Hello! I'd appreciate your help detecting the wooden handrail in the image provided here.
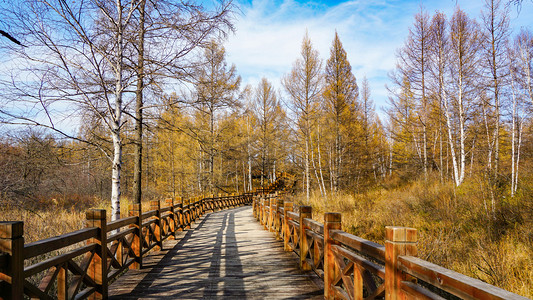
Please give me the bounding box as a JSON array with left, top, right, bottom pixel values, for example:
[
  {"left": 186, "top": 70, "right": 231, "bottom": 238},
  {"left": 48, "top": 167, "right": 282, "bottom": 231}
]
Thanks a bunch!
[
  {"left": 398, "top": 256, "right": 528, "bottom": 300},
  {"left": 24, "top": 227, "right": 98, "bottom": 259},
  {"left": 107, "top": 215, "right": 137, "bottom": 232},
  {"left": 252, "top": 195, "right": 528, "bottom": 300},
  {"left": 0, "top": 192, "right": 255, "bottom": 299}
]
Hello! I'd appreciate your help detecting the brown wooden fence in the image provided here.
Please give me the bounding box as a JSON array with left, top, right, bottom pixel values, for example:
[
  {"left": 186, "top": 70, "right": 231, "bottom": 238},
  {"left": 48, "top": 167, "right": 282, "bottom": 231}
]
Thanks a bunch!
[
  {"left": 0, "top": 193, "right": 254, "bottom": 299},
  {"left": 253, "top": 194, "right": 528, "bottom": 300}
]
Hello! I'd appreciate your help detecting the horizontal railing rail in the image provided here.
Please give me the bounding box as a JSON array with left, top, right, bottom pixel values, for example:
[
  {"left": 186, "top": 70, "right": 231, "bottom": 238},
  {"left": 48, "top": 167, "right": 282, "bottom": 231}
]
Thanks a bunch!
[
  {"left": 0, "top": 192, "right": 255, "bottom": 299},
  {"left": 252, "top": 195, "right": 528, "bottom": 300}
]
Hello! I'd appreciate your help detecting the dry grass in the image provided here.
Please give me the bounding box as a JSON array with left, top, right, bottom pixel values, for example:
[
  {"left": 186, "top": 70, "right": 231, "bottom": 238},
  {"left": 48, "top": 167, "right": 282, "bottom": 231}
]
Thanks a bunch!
[
  {"left": 289, "top": 178, "right": 532, "bottom": 298},
  {"left": 0, "top": 195, "right": 157, "bottom": 243},
  {"left": 2, "top": 183, "right": 530, "bottom": 298}
]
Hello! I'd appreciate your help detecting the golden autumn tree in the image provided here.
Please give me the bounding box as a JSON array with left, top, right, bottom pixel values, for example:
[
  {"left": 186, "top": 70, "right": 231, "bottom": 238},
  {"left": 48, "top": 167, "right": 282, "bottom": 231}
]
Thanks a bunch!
[
  {"left": 282, "top": 31, "right": 322, "bottom": 203},
  {"left": 252, "top": 78, "right": 287, "bottom": 188},
  {"left": 323, "top": 32, "right": 359, "bottom": 193},
  {"left": 191, "top": 40, "right": 241, "bottom": 194}
]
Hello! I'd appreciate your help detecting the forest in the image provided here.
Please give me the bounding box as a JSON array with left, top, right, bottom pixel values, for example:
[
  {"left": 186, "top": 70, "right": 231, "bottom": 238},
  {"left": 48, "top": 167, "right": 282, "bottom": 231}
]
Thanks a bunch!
[{"left": 0, "top": 0, "right": 531, "bottom": 297}]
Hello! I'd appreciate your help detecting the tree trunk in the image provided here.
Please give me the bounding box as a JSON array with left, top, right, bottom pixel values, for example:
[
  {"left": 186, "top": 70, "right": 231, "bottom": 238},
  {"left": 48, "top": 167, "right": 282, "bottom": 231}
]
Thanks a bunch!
[
  {"left": 111, "top": 0, "right": 125, "bottom": 222},
  {"left": 133, "top": 0, "right": 145, "bottom": 205}
]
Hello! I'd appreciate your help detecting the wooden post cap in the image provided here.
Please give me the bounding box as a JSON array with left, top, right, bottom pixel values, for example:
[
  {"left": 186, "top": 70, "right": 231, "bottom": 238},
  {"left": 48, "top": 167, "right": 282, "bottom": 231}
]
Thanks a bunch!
[
  {"left": 324, "top": 212, "right": 341, "bottom": 223},
  {"left": 385, "top": 226, "right": 417, "bottom": 242},
  {"left": 86, "top": 209, "right": 106, "bottom": 220},
  {"left": 0, "top": 221, "right": 23, "bottom": 238},
  {"left": 284, "top": 202, "right": 293, "bottom": 209}
]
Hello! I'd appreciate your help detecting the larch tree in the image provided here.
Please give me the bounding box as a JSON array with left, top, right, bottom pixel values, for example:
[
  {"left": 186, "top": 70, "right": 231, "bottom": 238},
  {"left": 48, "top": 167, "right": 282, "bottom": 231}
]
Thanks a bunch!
[
  {"left": 130, "top": 0, "right": 236, "bottom": 204},
  {"left": 395, "top": 8, "right": 433, "bottom": 179},
  {"left": 323, "top": 32, "right": 359, "bottom": 193},
  {"left": 360, "top": 76, "right": 380, "bottom": 185},
  {"left": 253, "top": 78, "right": 281, "bottom": 188},
  {"left": 191, "top": 40, "right": 241, "bottom": 194},
  {"left": 282, "top": 31, "right": 323, "bottom": 203}
]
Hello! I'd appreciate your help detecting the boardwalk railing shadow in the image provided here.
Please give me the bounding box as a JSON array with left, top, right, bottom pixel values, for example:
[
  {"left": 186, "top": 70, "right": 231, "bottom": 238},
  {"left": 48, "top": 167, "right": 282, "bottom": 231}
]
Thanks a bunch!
[
  {"left": 108, "top": 205, "right": 323, "bottom": 299},
  {"left": 0, "top": 191, "right": 259, "bottom": 299}
]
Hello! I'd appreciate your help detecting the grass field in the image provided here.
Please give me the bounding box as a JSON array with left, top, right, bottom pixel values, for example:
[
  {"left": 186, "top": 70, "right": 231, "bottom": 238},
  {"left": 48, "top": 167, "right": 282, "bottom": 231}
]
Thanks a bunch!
[
  {"left": 288, "top": 177, "right": 532, "bottom": 298},
  {"left": 2, "top": 178, "right": 531, "bottom": 298}
]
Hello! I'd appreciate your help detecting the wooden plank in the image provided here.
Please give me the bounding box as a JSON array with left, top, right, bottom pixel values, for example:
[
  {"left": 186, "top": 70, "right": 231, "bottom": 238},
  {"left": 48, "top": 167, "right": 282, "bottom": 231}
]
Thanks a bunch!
[
  {"left": 106, "top": 227, "right": 135, "bottom": 243},
  {"left": 400, "top": 281, "right": 446, "bottom": 300},
  {"left": 331, "top": 244, "right": 385, "bottom": 279},
  {"left": 331, "top": 230, "right": 385, "bottom": 261},
  {"left": 109, "top": 206, "right": 323, "bottom": 299},
  {"left": 287, "top": 211, "right": 299, "bottom": 220},
  {"left": 25, "top": 245, "right": 95, "bottom": 278},
  {"left": 399, "top": 256, "right": 529, "bottom": 300},
  {"left": 303, "top": 218, "right": 324, "bottom": 235},
  {"left": 107, "top": 216, "right": 137, "bottom": 232},
  {"left": 24, "top": 228, "right": 98, "bottom": 259},
  {"left": 142, "top": 210, "right": 157, "bottom": 219}
]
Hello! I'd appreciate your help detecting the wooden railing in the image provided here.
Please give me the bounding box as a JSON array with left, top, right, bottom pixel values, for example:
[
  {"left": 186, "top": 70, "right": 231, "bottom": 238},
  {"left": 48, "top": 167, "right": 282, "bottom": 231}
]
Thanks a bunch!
[
  {"left": 253, "top": 195, "right": 528, "bottom": 300},
  {"left": 0, "top": 192, "right": 254, "bottom": 299}
]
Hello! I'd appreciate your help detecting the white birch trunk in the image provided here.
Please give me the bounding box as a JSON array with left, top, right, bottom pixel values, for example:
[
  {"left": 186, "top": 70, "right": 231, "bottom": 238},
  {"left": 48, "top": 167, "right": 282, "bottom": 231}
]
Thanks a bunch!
[{"left": 110, "top": 0, "right": 125, "bottom": 223}]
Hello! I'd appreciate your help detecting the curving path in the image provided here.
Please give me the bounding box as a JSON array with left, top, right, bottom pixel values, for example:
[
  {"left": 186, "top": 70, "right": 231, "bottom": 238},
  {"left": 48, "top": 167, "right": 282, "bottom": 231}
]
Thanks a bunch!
[{"left": 109, "top": 206, "right": 323, "bottom": 299}]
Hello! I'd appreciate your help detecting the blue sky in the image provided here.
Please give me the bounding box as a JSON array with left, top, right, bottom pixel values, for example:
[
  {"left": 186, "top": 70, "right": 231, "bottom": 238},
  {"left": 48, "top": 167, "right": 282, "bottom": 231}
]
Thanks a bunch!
[{"left": 225, "top": 0, "right": 533, "bottom": 119}]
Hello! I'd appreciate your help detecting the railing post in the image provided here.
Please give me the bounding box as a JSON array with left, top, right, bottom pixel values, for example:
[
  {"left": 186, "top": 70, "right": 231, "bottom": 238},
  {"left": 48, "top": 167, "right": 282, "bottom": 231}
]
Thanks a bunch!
[
  {"left": 283, "top": 202, "right": 293, "bottom": 251},
  {"left": 259, "top": 197, "right": 264, "bottom": 225},
  {"left": 176, "top": 200, "right": 183, "bottom": 232},
  {"left": 252, "top": 196, "right": 257, "bottom": 218},
  {"left": 269, "top": 197, "right": 276, "bottom": 232},
  {"left": 165, "top": 198, "right": 176, "bottom": 239},
  {"left": 150, "top": 200, "right": 162, "bottom": 251},
  {"left": 0, "top": 221, "right": 24, "bottom": 300},
  {"left": 263, "top": 197, "right": 268, "bottom": 229},
  {"left": 385, "top": 226, "right": 417, "bottom": 300},
  {"left": 86, "top": 209, "right": 108, "bottom": 299},
  {"left": 275, "top": 198, "right": 284, "bottom": 239},
  {"left": 324, "top": 212, "right": 341, "bottom": 299},
  {"left": 299, "top": 206, "right": 312, "bottom": 270},
  {"left": 128, "top": 204, "right": 142, "bottom": 269}
]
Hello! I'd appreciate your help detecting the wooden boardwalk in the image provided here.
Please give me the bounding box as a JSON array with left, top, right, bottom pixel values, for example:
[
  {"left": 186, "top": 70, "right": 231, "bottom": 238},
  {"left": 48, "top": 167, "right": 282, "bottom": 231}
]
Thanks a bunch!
[{"left": 109, "top": 206, "right": 323, "bottom": 299}]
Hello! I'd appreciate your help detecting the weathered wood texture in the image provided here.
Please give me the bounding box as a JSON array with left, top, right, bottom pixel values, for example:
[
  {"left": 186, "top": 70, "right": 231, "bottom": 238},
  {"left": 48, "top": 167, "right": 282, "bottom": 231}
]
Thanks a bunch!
[
  {"left": 253, "top": 196, "right": 529, "bottom": 300},
  {"left": 108, "top": 206, "right": 323, "bottom": 299}
]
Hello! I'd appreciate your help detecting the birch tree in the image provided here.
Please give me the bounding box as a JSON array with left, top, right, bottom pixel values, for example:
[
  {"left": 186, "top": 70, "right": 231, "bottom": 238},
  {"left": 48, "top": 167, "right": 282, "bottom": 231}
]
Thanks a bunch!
[
  {"left": 481, "top": 0, "right": 511, "bottom": 180},
  {"left": 509, "top": 29, "right": 532, "bottom": 195},
  {"left": 395, "top": 8, "right": 433, "bottom": 179},
  {"left": 0, "top": 0, "right": 143, "bottom": 222},
  {"left": 130, "top": 0, "right": 235, "bottom": 204},
  {"left": 446, "top": 8, "right": 482, "bottom": 186}
]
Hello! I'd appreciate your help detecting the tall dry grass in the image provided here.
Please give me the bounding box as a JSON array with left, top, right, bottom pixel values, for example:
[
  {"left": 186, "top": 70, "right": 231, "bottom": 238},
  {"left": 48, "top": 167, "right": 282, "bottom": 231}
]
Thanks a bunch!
[
  {"left": 0, "top": 195, "right": 156, "bottom": 243},
  {"left": 289, "top": 177, "right": 532, "bottom": 298}
]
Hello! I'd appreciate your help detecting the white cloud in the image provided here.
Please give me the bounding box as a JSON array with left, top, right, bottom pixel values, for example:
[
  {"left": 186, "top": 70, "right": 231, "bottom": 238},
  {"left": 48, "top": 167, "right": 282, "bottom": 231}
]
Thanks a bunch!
[{"left": 226, "top": 0, "right": 533, "bottom": 118}]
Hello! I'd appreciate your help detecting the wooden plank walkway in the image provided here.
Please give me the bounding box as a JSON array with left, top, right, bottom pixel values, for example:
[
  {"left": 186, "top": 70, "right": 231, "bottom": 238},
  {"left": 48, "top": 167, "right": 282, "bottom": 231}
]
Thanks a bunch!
[{"left": 109, "top": 206, "right": 323, "bottom": 299}]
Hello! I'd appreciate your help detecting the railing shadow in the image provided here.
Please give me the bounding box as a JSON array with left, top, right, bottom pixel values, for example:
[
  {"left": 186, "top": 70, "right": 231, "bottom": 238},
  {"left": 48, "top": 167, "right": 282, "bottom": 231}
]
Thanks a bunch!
[{"left": 109, "top": 207, "right": 249, "bottom": 299}]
